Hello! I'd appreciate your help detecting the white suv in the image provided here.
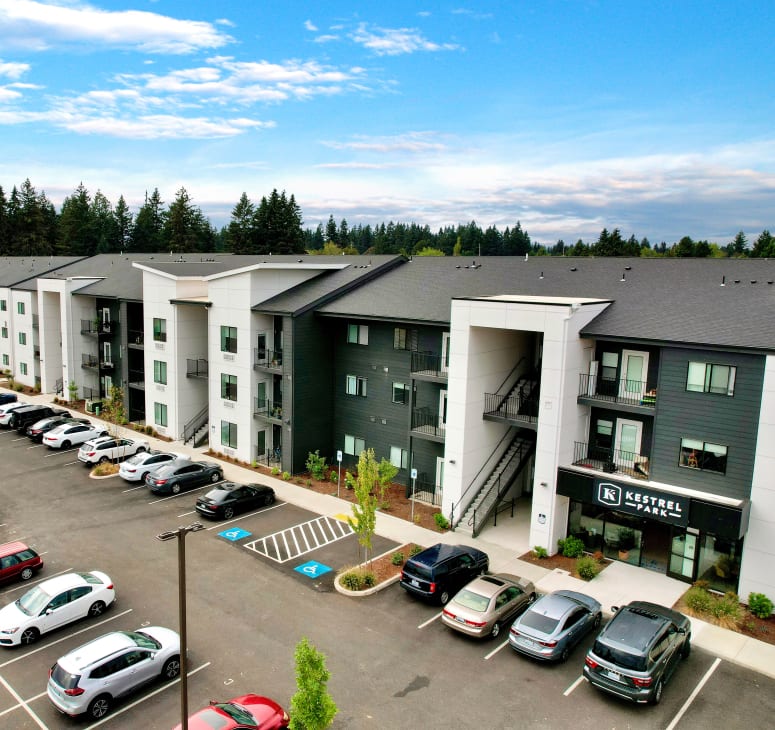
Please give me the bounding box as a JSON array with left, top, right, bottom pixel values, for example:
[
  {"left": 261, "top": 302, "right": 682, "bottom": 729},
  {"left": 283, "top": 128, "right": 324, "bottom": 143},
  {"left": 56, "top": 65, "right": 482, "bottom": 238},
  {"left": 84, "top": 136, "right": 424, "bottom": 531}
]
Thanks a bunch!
[
  {"left": 47, "top": 626, "right": 180, "bottom": 719},
  {"left": 77, "top": 436, "right": 150, "bottom": 465}
]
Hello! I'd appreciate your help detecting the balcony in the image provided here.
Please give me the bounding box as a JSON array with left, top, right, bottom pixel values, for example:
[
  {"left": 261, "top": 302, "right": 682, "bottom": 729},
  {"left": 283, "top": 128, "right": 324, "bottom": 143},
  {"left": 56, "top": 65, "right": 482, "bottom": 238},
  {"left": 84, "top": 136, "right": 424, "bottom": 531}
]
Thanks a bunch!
[
  {"left": 128, "top": 330, "right": 144, "bottom": 347},
  {"left": 98, "top": 321, "right": 114, "bottom": 336},
  {"left": 483, "top": 389, "right": 539, "bottom": 428},
  {"left": 253, "top": 397, "right": 284, "bottom": 422},
  {"left": 186, "top": 358, "right": 208, "bottom": 378},
  {"left": 411, "top": 407, "right": 445, "bottom": 443},
  {"left": 128, "top": 369, "right": 145, "bottom": 390},
  {"left": 253, "top": 348, "right": 283, "bottom": 372},
  {"left": 571, "top": 441, "right": 650, "bottom": 481},
  {"left": 81, "top": 353, "right": 99, "bottom": 370},
  {"left": 32, "top": 314, "right": 39, "bottom": 329},
  {"left": 410, "top": 351, "right": 447, "bottom": 382},
  {"left": 578, "top": 374, "right": 657, "bottom": 413},
  {"left": 80, "top": 319, "right": 99, "bottom": 336}
]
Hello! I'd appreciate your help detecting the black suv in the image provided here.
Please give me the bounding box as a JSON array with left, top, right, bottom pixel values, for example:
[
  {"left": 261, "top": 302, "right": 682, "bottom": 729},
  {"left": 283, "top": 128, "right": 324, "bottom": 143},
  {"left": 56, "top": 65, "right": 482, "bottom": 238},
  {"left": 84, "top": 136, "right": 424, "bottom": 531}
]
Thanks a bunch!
[
  {"left": 10, "top": 405, "right": 69, "bottom": 432},
  {"left": 400, "top": 543, "right": 489, "bottom": 605},
  {"left": 583, "top": 601, "right": 691, "bottom": 705}
]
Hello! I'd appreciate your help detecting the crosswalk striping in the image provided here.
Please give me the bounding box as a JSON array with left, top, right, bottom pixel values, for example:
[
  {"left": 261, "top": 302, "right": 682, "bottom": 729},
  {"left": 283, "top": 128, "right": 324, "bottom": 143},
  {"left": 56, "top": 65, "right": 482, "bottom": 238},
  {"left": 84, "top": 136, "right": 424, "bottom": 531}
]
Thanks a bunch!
[{"left": 243, "top": 515, "right": 354, "bottom": 563}]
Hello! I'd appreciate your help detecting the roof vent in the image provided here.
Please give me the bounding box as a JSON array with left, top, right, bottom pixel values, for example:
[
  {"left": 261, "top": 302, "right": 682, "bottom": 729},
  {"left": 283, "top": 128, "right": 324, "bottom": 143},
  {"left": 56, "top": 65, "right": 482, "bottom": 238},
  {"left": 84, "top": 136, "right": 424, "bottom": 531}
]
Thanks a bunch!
[
  {"left": 734, "top": 279, "right": 740, "bottom": 284},
  {"left": 620, "top": 271, "right": 626, "bottom": 282},
  {"left": 751, "top": 280, "right": 757, "bottom": 284},
  {"left": 570, "top": 267, "right": 577, "bottom": 272},
  {"left": 525, "top": 253, "right": 529, "bottom": 261},
  {"left": 625, "top": 265, "right": 632, "bottom": 270},
  {"left": 539, "top": 271, "right": 544, "bottom": 279},
  {"left": 720, "top": 275, "right": 726, "bottom": 286}
]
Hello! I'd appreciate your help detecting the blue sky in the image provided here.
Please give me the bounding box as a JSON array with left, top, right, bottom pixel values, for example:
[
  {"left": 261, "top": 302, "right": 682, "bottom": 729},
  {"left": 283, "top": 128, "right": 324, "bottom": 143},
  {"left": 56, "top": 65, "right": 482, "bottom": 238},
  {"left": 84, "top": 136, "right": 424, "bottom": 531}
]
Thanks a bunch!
[{"left": 1, "top": 1, "right": 773, "bottom": 245}]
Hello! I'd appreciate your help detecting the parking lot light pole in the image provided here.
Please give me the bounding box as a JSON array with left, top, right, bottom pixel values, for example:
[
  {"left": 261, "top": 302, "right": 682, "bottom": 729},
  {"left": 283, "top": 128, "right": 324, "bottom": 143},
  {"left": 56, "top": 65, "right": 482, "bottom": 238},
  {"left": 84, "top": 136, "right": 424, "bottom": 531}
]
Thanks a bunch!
[{"left": 156, "top": 522, "right": 203, "bottom": 730}]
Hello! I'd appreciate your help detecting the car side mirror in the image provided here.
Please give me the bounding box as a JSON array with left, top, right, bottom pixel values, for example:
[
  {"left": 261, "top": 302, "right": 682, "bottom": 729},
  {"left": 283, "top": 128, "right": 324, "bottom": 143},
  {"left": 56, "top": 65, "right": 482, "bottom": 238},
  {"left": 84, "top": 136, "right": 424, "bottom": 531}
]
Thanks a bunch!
[
  {"left": 677, "top": 627, "right": 686, "bottom": 634},
  {"left": 611, "top": 605, "right": 619, "bottom": 613}
]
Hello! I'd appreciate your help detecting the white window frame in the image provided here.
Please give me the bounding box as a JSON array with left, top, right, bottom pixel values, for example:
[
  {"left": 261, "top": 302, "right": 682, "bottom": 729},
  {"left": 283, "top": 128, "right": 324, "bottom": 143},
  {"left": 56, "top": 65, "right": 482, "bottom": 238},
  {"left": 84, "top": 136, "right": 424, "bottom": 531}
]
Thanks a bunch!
[
  {"left": 345, "top": 374, "right": 367, "bottom": 397},
  {"left": 389, "top": 446, "right": 408, "bottom": 470},
  {"left": 344, "top": 434, "right": 365, "bottom": 456}
]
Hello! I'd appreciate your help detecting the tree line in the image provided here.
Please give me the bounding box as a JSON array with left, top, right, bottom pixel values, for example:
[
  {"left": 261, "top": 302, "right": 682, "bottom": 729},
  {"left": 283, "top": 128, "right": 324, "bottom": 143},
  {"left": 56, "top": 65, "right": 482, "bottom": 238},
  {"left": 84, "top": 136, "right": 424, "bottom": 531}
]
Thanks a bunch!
[{"left": 0, "top": 178, "right": 772, "bottom": 259}]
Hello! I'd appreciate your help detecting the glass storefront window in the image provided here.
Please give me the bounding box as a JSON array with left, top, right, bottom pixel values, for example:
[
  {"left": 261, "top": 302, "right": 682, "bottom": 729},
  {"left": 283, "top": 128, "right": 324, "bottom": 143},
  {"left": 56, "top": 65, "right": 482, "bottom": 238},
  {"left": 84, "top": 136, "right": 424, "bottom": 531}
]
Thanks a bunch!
[{"left": 696, "top": 535, "right": 741, "bottom": 594}]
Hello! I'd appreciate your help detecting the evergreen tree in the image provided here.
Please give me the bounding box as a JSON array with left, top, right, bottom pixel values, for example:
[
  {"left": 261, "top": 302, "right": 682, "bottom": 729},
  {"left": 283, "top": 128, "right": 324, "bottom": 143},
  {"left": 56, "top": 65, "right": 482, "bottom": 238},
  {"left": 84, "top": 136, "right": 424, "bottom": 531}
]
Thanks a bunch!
[
  {"left": 91, "top": 190, "right": 119, "bottom": 253},
  {"left": 751, "top": 230, "right": 774, "bottom": 257},
  {"left": 325, "top": 214, "right": 338, "bottom": 244},
  {"left": 726, "top": 231, "right": 748, "bottom": 257},
  {"left": 0, "top": 186, "right": 9, "bottom": 255},
  {"left": 225, "top": 192, "right": 256, "bottom": 254},
  {"left": 131, "top": 189, "right": 164, "bottom": 252},
  {"left": 58, "top": 182, "right": 95, "bottom": 255},
  {"left": 674, "top": 236, "right": 695, "bottom": 257},
  {"left": 113, "top": 196, "right": 133, "bottom": 252}
]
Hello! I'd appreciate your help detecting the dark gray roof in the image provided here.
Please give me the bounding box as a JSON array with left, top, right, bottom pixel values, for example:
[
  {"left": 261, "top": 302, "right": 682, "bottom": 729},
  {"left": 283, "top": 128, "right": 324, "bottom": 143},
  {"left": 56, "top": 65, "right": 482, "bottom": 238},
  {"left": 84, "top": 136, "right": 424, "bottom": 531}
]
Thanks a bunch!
[
  {"left": 318, "top": 257, "right": 775, "bottom": 352},
  {"left": 0, "top": 256, "right": 85, "bottom": 288},
  {"left": 252, "top": 255, "right": 404, "bottom": 315}
]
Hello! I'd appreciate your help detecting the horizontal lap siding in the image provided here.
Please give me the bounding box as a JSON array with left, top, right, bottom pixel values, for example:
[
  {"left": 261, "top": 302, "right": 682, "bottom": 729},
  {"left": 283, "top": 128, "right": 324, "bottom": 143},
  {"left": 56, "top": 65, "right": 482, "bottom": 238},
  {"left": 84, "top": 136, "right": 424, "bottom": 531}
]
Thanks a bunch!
[{"left": 651, "top": 348, "right": 765, "bottom": 501}]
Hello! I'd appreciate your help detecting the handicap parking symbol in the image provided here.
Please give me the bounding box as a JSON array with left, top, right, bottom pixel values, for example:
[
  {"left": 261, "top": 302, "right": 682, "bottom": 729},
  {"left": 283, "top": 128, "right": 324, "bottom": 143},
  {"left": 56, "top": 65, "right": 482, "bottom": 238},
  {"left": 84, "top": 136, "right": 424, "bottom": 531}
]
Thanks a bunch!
[
  {"left": 294, "top": 560, "right": 332, "bottom": 579},
  {"left": 219, "top": 527, "right": 252, "bottom": 542}
]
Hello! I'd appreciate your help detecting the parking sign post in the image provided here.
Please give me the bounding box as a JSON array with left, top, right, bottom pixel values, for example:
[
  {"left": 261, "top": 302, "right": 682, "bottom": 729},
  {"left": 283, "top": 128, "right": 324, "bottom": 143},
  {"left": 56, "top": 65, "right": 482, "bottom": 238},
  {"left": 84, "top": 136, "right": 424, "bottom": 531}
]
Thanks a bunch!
[
  {"left": 337, "top": 450, "right": 343, "bottom": 498},
  {"left": 410, "top": 468, "right": 418, "bottom": 522}
]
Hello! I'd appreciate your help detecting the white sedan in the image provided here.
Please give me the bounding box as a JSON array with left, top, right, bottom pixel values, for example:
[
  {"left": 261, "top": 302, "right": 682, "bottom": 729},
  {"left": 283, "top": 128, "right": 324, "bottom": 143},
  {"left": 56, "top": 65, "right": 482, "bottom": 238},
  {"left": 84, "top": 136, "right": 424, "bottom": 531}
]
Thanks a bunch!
[
  {"left": 0, "top": 402, "right": 29, "bottom": 427},
  {"left": 77, "top": 436, "right": 150, "bottom": 465},
  {"left": 43, "top": 422, "right": 107, "bottom": 449},
  {"left": 118, "top": 451, "right": 182, "bottom": 482},
  {"left": 0, "top": 571, "right": 115, "bottom": 646}
]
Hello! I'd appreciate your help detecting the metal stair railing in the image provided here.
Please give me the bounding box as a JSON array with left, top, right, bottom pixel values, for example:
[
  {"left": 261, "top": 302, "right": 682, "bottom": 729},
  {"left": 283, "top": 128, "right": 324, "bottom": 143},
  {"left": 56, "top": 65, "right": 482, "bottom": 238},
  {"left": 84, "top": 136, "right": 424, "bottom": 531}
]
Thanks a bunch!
[{"left": 182, "top": 406, "right": 208, "bottom": 444}]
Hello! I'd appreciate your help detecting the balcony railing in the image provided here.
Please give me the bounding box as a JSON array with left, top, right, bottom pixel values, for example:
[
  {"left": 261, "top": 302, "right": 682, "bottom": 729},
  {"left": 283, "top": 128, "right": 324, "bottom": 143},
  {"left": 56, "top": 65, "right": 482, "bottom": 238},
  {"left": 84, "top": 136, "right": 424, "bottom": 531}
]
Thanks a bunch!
[
  {"left": 254, "top": 397, "right": 284, "bottom": 420},
  {"left": 100, "top": 360, "right": 114, "bottom": 370},
  {"left": 82, "top": 385, "right": 98, "bottom": 400},
  {"left": 80, "top": 319, "right": 99, "bottom": 336},
  {"left": 98, "top": 321, "right": 113, "bottom": 335},
  {"left": 410, "top": 351, "right": 447, "bottom": 379},
  {"left": 128, "top": 330, "right": 144, "bottom": 346},
  {"left": 253, "top": 348, "right": 283, "bottom": 370},
  {"left": 572, "top": 441, "right": 650, "bottom": 480},
  {"left": 81, "top": 353, "right": 99, "bottom": 369},
  {"left": 32, "top": 314, "right": 39, "bottom": 329},
  {"left": 483, "top": 389, "right": 539, "bottom": 424},
  {"left": 411, "top": 407, "right": 445, "bottom": 439},
  {"left": 578, "top": 374, "right": 656, "bottom": 408},
  {"left": 186, "top": 358, "right": 208, "bottom": 378}
]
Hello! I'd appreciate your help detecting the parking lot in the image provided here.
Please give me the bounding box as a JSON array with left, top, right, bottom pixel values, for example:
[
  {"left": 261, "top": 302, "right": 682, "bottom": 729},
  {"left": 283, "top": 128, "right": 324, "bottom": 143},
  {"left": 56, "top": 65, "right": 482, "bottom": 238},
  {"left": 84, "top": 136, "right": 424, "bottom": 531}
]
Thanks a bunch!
[{"left": 0, "top": 423, "right": 774, "bottom": 728}]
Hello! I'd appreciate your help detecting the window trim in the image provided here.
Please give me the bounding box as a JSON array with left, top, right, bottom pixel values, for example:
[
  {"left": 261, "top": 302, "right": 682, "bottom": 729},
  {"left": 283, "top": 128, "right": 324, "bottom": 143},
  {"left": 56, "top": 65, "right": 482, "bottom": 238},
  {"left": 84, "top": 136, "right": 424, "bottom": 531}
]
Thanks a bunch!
[
  {"left": 153, "top": 402, "right": 168, "bottom": 427},
  {"left": 153, "top": 360, "right": 167, "bottom": 385},
  {"left": 347, "top": 323, "right": 369, "bottom": 345},
  {"left": 679, "top": 438, "right": 728, "bottom": 474},
  {"left": 221, "top": 373, "right": 238, "bottom": 401},
  {"left": 345, "top": 374, "right": 367, "bottom": 397},
  {"left": 686, "top": 361, "right": 736, "bottom": 396},
  {"left": 344, "top": 433, "right": 365, "bottom": 456},
  {"left": 153, "top": 318, "right": 167, "bottom": 343},
  {"left": 389, "top": 446, "right": 408, "bottom": 470},
  {"left": 392, "top": 382, "right": 409, "bottom": 404},
  {"left": 221, "top": 420, "right": 238, "bottom": 449},
  {"left": 18, "top": 332, "right": 26, "bottom": 346},
  {"left": 220, "top": 325, "right": 238, "bottom": 354}
]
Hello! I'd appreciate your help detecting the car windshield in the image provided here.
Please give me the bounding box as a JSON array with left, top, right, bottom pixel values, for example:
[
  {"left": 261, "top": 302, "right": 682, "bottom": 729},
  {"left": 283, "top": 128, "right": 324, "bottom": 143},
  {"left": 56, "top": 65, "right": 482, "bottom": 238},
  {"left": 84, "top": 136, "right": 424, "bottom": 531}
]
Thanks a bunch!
[
  {"left": 520, "top": 610, "right": 560, "bottom": 634},
  {"left": 123, "top": 631, "right": 162, "bottom": 650},
  {"left": 214, "top": 702, "right": 257, "bottom": 724},
  {"left": 16, "top": 585, "right": 52, "bottom": 616},
  {"left": 453, "top": 588, "right": 490, "bottom": 613},
  {"left": 592, "top": 639, "right": 647, "bottom": 671}
]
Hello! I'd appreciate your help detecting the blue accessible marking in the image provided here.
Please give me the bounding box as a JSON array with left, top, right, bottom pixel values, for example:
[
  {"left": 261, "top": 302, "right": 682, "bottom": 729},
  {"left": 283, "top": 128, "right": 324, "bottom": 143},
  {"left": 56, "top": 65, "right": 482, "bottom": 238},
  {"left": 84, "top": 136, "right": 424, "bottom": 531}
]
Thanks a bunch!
[
  {"left": 219, "top": 528, "right": 252, "bottom": 542},
  {"left": 294, "top": 560, "right": 332, "bottom": 579}
]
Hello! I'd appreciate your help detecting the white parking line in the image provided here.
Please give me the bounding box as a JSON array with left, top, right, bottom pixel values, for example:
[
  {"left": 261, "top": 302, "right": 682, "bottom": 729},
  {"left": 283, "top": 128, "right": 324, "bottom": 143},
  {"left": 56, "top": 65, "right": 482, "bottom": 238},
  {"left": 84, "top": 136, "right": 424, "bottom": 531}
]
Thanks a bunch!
[
  {"left": 147, "top": 484, "right": 213, "bottom": 504},
  {"left": 484, "top": 639, "right": 510, "bottom": 661},
  {"left": 417, "top": 612, "right": 442, "bottom": 629},
  {"left": 243, "top": 515, "right": 354, "bottom": 563},
  {"left": 26, "top": 443, "right": 45, "bottom": 449},
  {"left": 563, "top": 675, "right": 585, "bottom": 696},
  {"left": 201, "top": 501, "right": 286, "bottom": 529},
  {"left": 10, "top": 436, "right": 27, "bottom": 442},
  {"left": 0, "top": 608, "right": 133, "bottom": 669},
  {"left": 86, "top": 661, "right": 211, "bottom": 729},
  {"left": 121, "top": 483, "right": 147, "bottom": 493},
  {"left": 0, "top": 673, "right": 47, "bottom": 729},
  {"left": 665, "top": 657, "right": 721, "bottom": 730}
]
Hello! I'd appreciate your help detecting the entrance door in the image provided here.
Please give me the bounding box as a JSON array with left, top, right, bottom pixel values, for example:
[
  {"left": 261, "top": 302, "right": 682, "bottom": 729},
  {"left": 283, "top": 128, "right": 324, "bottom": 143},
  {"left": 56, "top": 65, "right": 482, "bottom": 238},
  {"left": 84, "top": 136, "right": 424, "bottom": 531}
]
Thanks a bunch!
[
  {"left": 256, "top": 429, "right": 266, "bottom": 461},
  {"left": 620, "top": 350, "right": 648, "bottom": 401},
  {"left": 256, "top": 381, "right": 267, "bottom": 412},
  {"left": 668, "top": 529, "right": 697, "bottom": 582},
  {"left": 257, "top": 333, "right": 267, "bottom": 363},
  {"left": 614, "top": 419, "right": 642, "bottom": 469},
  {"left": 435, "top": 457, "right": 445, "bottom": 504},
  {"left": 438, "top": 390, "right": 447, "bottom": 435}
]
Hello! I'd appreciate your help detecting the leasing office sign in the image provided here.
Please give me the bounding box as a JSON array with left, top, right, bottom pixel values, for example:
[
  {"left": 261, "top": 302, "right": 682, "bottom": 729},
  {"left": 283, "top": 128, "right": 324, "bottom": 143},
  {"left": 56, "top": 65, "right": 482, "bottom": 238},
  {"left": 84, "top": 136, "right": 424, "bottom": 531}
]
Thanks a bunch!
[{"left": 593, "top": 478, "right": 689, "bottom": 526}]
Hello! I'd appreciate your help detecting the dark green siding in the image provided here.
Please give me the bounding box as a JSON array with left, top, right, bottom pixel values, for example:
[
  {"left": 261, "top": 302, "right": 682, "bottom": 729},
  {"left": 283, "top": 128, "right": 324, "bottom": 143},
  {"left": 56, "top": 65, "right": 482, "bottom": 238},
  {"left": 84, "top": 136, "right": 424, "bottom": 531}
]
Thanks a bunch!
[{"left": 651, "top": 348, "right": 765, "bottom": 500}]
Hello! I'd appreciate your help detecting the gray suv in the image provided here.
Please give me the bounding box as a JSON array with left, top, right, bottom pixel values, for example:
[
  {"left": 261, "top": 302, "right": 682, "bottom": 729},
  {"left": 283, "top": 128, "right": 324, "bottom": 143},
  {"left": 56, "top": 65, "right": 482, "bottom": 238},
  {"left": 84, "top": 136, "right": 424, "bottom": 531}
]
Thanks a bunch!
[{"left": 583, "top": 601, "right": 691, "bottom": 705}]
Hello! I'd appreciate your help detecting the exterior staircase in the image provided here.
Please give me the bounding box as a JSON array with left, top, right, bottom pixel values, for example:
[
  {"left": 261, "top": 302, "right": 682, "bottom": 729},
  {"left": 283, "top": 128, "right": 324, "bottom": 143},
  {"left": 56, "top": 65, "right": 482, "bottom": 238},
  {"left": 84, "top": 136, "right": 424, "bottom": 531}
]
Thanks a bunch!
[
  {"left": 453, "top": 430, "right": 536, "bottom": 538},
  {"left": 183, "top": 406, "right": 209, "bottom": 447}
]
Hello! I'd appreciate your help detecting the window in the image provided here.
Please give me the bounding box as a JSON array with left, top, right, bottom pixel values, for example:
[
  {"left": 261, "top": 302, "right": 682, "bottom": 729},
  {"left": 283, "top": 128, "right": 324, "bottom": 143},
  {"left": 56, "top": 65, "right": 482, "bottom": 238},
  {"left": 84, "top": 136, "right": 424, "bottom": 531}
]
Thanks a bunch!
[
  {"left": 19, "top": 363, "right": 27, "bottom": 375},
  {"left": 0, "top": 300, "right": 5, "bottom": 311},
  {"left": 679, "top": 438, "right": 728, "bottom": 474},
  {"left": 345, "top": 374, "right": 367, "bottom": 397},
  {"left": 393, "top": 328, "right": 408, "bottom": 350},
  {"left": 18, "top": 332, "right": 26, "bottom": 346},
  {"left": 153, "top": 318, "right": 166, "bottom": 342},
  {"left": 1, "top": 354, "right": 7, "bottom": 366},
  {"left": 153, "top": 360, "right": 167, "bottom": 385},
  {"left": 220, "top": 326, "right": 238, "bottom": 353},
  {"left": 17, "top": 302, "right": 24, "bottom": 315},
  {"left": 0, "top": 327, "right": 6, "bottom": 339},
  {"left": 392, "top": 382, "right": 410, "bottom": 404},
  {"left": 221, "top": 373, "right": 238, "bottom": 401},
  {"left": 601, "top": 352, "right": 618, "bottom": 380},
  {"left": 687, "top": 362, "right": 736, "bottom": 396},
  {"left": 344, "top": 434, "right": 365, "bottom": 456},
  {"left": 221, "top": 421, "right": 237, "bottom": 448},
  {"left": 154, "top": 402, "right": 168, "bottom": 427},
  {"left": 390, "top": 446, "right": 408, "bottom": 470},
  {"left": 347, "top": 323, "right": 368, "bottom": 345}
]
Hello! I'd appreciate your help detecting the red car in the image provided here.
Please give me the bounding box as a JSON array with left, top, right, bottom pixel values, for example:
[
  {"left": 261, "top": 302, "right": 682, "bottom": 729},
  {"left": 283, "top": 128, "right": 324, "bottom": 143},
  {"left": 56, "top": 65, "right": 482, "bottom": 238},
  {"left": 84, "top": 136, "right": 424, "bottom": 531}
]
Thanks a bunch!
[{"left": 178, "top": 695, "right": 289, "bottom": 729}]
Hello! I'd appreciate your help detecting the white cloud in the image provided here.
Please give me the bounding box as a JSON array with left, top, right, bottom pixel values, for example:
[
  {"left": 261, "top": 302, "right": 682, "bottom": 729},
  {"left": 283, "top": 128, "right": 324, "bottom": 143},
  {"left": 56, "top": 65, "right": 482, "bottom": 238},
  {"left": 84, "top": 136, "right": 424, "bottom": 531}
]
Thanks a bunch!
[
  {"left": 0, "top": 87, "right": 22, "bottom": 101},
  {"left": 61, "top": 113, "right": 271, "bottom": 139},
  {"left": 322, "top": 131, "right": 447, "bottom": 154},
  {"left": 350, "top": 23, "right": 460, "bottom": 56},
  {"left": 0, "top": 0, "right": 232, "bottom": 54},
  {"left": 304, "top": 19, "right": 318, "bottom": 32},
  {"left": 313, "top": 34, "right": 339, "bottom": 44},
  {"left": 0, "top": 60, "right": 30, "bottom": 79}
]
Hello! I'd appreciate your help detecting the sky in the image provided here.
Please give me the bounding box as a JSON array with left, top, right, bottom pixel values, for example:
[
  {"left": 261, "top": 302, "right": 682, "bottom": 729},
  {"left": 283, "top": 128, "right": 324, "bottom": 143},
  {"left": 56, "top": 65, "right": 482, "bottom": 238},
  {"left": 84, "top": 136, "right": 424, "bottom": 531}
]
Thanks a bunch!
[{"left": 0, "top": 0, "right": 774, "bottom": 246}]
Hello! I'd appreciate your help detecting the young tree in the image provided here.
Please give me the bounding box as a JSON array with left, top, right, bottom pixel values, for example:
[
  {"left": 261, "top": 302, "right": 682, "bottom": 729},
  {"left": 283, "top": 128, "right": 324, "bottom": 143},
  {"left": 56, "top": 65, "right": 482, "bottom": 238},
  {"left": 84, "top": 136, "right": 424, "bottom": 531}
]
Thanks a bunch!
[
  {"left": 289, "top": 637, "right": 337, "bottom": 730},
  {"left": 347, "top": 448, "right": 380, "bottom": 565},
  {"left": 100, "top": 384, "right": 126, "bottom": 439}
]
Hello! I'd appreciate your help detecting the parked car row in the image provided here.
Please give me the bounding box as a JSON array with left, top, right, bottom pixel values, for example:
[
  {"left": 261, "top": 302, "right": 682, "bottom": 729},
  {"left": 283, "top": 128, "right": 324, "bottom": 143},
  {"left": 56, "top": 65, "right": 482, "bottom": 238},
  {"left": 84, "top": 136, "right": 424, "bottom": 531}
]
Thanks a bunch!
[{"left": 400, "top": 543, "right": 692, "bottom": 706}]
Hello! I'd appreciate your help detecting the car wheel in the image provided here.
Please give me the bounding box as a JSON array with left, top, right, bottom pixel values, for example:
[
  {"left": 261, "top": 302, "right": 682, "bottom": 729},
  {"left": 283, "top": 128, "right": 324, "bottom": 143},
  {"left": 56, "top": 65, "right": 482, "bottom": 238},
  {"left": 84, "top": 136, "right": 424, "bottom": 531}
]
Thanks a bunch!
[
  {"left": 210, "top": 471, "right": 220, "bottom": 483},
  {"left": 98, "top": 456, "right": 110, "bottom": 464},
  {"left": 61, "top": 440, "right": 71, "bottom": 449},
  {"left": 136, "top": 446, "right": 146, "bottom": 453},
  {"left": 88, "top": 695, "right": 112, "bottom": 720},
  {"left": 439, "top": 590, "right": 451, "bottom": 605},
  {"left": 264, "top": 493, "right": 275, "bottom": 506},
  {"left": 559, "top": 646, "right": 570, "bottom": 663},
  {"left": 88, "top": 601, "right": 106, "bottom": 618},
  {"left": 490, "top": 621, "right": 502, "bottom": 638},
  {"left": 20, "top": 627, "right": 39, "bottom": 645},
  {"left": 20, "top": 567, "right": 33, "bottom": 581},
  {"left": 162, "top": 655, "right": 181, "bottom": 679},
  {"left": 171, "top": 483, "right": 181, "bottom": 495},
  {"left": 8, "top": 415, "right": 17, "bottom": 428},
  {"left": 224, "top": 507, "right": 235, "bottom": 519},
  {"left": 681, "top": 636, "right": 691, "bottom": 659},
  {"left": 140, "top": 471, "right": 149, "bottom": 482},
  {"left": 651, "top": 679, "right": 664, "bottom": 705}
]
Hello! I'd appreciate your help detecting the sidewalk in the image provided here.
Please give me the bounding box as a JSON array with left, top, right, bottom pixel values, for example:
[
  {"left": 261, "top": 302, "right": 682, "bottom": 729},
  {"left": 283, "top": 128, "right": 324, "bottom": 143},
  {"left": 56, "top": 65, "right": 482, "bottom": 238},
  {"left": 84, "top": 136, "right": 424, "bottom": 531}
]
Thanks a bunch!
[{"left": 10, "top": 389, "right": 775, "bottom": 681}]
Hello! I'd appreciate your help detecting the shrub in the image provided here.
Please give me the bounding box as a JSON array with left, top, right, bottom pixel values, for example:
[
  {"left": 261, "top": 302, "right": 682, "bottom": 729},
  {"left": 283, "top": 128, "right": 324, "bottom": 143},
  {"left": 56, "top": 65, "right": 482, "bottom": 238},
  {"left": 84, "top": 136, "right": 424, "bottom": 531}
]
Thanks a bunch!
[
  {"left": 592, "top": 550, "right": 606, "bottom": 564},
  {"left": 329, "top": 470, "right": 338, "bottom": 483},
  {"left": 362, "top": 572, "right": 376, "bottom": 588},
  {"left": 306, "top": 450, "right": 328, "bottom": 480},
  {"left": 271, "top": 467, "right": 280, "bottom": 476},
  {"left": 92, "top": 462, "right": 119, "bottom": 477},
  {"left": 344, "top": 470, "right": 356, "bottom": 490},
  {"left": 282, "top": 471, "right": 291, "bottom": 481},
  {"left": 532, "top": 545, "right": 549, "bottom": 559},
  {"left": 305, "top": 479, "right": 312, "bottom": 487},
  {"left": 558, "top": 536, "right": 585, "bottom": 558},
  {"left": 391, "top": 551, "right": 405, "bottom": 566},
  {"left": 434, "top": 513, "right": 450, "bottom": 530},
  {"left": 251, "top": 460, "right": 258, "bottom": 468},
  {"left": 13, "top": 383, "right": 22, "bottom": 392},
  {"left": 144, "top": 425, "right": 153, "bottom": 434},
  {"left": 748, "top": 592, "right": 774, "bottom": 619},
  {"left": 712, "top": 592, "right": 742, "bottom": 625},
  {"left": 685, "top": 585, "right": 714, "bottom": 614},
  {"left": 409, "top": 545, "right": 424, "bottom": 557},
  {"left": 576, "top": 556, "right": 600, "bottom": 581},
  {"left": 340, "top": 572, "right": 362, "bottom": 591}
]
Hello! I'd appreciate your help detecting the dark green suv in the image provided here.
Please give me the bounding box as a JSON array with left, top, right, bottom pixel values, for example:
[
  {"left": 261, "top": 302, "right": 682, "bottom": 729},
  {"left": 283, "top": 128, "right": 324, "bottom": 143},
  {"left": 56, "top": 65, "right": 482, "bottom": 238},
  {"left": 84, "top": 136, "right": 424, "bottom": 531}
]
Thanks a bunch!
[{"left": 583, "top": 601, "right": 691, "bottom": 705}]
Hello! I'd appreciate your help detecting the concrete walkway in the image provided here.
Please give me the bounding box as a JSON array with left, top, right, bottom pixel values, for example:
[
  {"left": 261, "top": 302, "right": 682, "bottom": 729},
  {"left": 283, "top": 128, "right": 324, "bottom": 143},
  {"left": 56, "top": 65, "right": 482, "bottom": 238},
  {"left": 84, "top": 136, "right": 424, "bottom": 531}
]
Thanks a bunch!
[{"left": 8, "top": 389, "right": 775, "bottom": 681}]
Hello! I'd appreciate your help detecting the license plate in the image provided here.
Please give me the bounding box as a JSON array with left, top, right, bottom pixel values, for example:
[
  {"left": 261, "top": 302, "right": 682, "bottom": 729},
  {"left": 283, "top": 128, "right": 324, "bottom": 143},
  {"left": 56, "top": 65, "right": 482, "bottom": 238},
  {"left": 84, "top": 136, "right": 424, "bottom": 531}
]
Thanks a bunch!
[
  {"left": 455, "top": 616, "right": 465, "bottom": 624},
  {"left": 606, "top": 670, "right": 622, "bottom": 682},
  {"left": 411, "top": 579, "right": 420, "bottom": 587},
  {"left": 518, "top": 637, "right": 537, "bottom": 648}
]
